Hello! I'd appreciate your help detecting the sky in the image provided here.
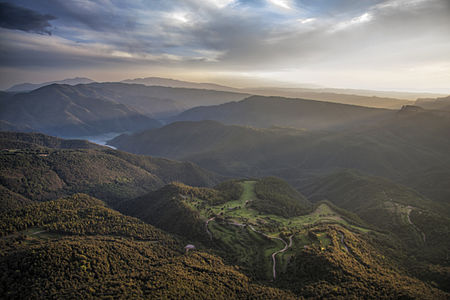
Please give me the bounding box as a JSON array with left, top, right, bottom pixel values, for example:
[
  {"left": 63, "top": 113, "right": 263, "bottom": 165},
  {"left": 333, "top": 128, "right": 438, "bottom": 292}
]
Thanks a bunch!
[{"left": 0, "top": 0, "right": 449, "bottom": 92}]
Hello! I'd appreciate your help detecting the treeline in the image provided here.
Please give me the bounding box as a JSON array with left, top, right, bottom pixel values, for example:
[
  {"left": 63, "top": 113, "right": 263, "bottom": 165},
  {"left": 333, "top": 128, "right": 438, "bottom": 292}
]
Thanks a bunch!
[
  {"left": 252, "top": 177, "right": 311, "bottom": 217},
  {"left": 0, "top": 193, "right": 177, "bottom": 246}
]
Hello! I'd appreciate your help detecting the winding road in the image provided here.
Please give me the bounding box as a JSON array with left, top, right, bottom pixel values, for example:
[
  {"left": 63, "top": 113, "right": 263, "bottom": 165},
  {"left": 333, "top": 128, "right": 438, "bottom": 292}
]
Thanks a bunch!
[
  {"left": 338, "top": 231, "right": 349, "bottom": 252},
  {"left": 208, "top": 219, "right": 294, "bottom": 280},
  {"left": 383, "top": 191, "right": 426, "bottom": 244},
  {"left": 205, "top": 217, "right": 215, "bottom": 240},
  {"left": 406, "top": 207, "right": 426, "bottom": 243},
  {"left": 248, "top": 225, "right": 293, "bottom": 280},
  {"left": 270, "top": 235, "right": 293, "bottom": 280}
]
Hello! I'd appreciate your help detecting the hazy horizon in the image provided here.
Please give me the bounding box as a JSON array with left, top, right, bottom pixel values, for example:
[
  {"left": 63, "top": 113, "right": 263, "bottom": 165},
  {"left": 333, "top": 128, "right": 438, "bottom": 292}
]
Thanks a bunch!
[
  {"left": 1, "top": 0, "right": 449, "bottom": 93},
  {"left": 2, "top": 74, "right": 450, "bottom": 96}
]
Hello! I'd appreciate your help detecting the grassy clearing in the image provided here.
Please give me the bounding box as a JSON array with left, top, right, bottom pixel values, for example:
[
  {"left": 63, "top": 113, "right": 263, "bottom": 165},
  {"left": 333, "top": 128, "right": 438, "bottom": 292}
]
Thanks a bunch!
[
  {"left": 194, "top": 181, "right": 370, "bottom": 236},
  {"left": 185, "top": 180, "right": 371, "bottom": 280}
]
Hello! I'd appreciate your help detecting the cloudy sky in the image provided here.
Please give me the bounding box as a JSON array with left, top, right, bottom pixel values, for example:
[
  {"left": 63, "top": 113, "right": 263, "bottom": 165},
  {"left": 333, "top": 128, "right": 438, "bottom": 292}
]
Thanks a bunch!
[{"left": 0, "top": 0, "right": 449, "bottom": 92}]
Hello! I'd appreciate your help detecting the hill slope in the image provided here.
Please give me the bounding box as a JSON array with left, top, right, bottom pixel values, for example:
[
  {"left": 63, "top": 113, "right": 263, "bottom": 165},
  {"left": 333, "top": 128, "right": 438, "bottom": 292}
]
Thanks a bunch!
[
  {"left": 300, "top": 170, "right": 449, "bottom": 241},
  {"left": 0, "top": 84, "right": 160, "bottom": 137},
  {"left": 0, "top": 82, "right": 249, "bottom": 137},
  {"left": 171, "top": 95, "right": 393, "bottom": 130},
  {"left": 0, "top": 193, "right": 294, "bottom": 299},
  {"left": 70, "top": 82, "right": 248, "bottom": 118},
  {"left": 109, "top": 112, "right": 450, "bottom": 196},
  {"left": 118, "top": 180, "right": 448, "bottom": 297},
  {"left": 0, "top": 132, "right": 221, "bottom": 207},
  {"left": 0, "top": 131, "right": 104, "bottom": 150}
]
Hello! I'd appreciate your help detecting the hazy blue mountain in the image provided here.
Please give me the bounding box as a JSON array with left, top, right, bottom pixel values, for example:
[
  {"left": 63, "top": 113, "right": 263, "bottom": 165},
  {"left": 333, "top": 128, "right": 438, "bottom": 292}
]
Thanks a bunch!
[
  {"left": 244, "top": 87, "right": 415, "bottom": 109},
  {"left": 0, "top": 84, "right": 161, "bottom": 137},
  {"left": 0, "top": 82, "right": 250, "bottom": 137},
  {"left": 6, "top": 77, "right": 95, "bottom": 92},
  {"left": 110, "top": 106, "right": 450, "bottom": 202},
  {"left": 171, "top": 95, "right": 393, "bottom": 130},
  {"left": 121, "top": 77, "right": 240, "bottom": 92},
  {"left": 74, "top": 82, "right": 249, "bottom": 118}
]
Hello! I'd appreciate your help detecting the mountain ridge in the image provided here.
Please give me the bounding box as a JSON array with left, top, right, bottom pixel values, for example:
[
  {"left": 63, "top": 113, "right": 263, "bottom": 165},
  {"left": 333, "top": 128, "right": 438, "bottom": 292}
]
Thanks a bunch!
[{"left": 6, "top": 77, "right": 95, "bottom": 92}]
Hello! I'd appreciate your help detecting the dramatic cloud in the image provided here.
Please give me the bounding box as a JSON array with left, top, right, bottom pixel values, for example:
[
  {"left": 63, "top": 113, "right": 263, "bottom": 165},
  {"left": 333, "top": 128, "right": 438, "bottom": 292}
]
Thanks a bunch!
[
  {"left": 0, "top": 2, "right": 55, "bottom": 35},
  {"left": 0, "top": 0, "right": 449, "bottom": 91}
]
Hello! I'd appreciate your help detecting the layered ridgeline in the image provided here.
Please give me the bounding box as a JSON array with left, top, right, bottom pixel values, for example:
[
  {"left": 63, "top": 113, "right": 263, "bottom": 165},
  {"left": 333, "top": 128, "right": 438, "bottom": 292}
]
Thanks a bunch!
[
  {"left": 0, "top": 82, "right": 248, "bottom": 137},
  {"left": 170, "top": 95, "right": 393, "bottom": 130},
  {"left": 0, "top": 132, "right": 220, "bottom": 211},
  {"left": 5, "top": 77, "right": 95, "bottom": 92},
  {"left": 109, "top": 105, "right": 450, "bottom": 202},
  {"left": 121, "top": 77, "right": 240, "bottom": 93},
  {"left": 244, "top": 87, "right": 416, "bottom": 109},
  {"left": 122, "top": 77, "right": 433, "bottom": 109},
  {"left": 0, "top": 193, "right": 294, "bottom": 299},
  {"left": 0, "top": 84, "right": 159, "bottom": 137},
  {"left": 117, "top": 179, "right": 447, "bottom": 297}
]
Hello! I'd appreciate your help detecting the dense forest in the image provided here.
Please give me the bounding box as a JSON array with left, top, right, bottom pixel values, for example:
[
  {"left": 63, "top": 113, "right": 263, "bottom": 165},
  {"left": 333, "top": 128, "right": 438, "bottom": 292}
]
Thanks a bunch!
[
  {"left": 0, "top": 194, "right": 295, "bottom": 299},
  {"left": 0, "top": 130, "right": 448, "bottom": 298}
]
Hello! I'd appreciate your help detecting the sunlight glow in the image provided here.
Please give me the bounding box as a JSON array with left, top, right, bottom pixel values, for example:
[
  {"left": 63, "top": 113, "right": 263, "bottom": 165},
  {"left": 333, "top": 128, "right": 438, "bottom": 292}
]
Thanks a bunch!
[{"left": 268, "top": 0, "right": 291, "bottom": 10}]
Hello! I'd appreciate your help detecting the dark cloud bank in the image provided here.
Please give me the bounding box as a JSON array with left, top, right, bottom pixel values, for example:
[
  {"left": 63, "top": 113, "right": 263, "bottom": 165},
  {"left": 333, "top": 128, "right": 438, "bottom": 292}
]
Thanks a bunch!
[{"left": 0, "top": 2, "right": 55, "bottom": 35}]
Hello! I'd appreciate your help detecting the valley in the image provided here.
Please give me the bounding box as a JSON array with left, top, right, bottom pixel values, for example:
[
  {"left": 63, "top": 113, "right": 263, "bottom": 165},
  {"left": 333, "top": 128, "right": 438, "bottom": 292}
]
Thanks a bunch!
[
  {"left": 1, "top": 118, "right": 449, "bottom": 298},
  {"left": 1, "top": 0, "right": 449, "bottom": 298}
]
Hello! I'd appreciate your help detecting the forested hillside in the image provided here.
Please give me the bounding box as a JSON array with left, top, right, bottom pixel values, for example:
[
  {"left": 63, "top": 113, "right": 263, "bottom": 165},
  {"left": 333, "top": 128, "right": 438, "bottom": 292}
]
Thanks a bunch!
[
  {"left": 109, "top": 112, "right": 450, "bottom": 205},
  {"left": 0, "top": 132, "right": 221, "bottom": 209},
  {"left": 0, "top": 194, "right": 295, "bottom": 299}
]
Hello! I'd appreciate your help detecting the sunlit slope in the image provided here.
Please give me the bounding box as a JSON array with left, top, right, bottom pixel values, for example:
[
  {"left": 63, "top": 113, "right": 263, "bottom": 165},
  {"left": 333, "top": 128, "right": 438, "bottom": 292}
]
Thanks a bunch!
[
  {"left": 117, "top": 179, "right": 447, "bottom": 297},
  {"left": 0, "top": 193, "right": 295, "bottom": 299},
  {"left": 110, "top": 112, "right": 450, "bottom": 198}
]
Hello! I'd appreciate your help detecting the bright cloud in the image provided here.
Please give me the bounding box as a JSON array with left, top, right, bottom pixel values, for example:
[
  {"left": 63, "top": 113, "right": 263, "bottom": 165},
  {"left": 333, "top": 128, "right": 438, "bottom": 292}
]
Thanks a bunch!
[
  {"left": 0, "top": 0, "right": 449, "bottom": 92},
  {"left": 267, "top": 0, "right": 292, "bottom": 10}
]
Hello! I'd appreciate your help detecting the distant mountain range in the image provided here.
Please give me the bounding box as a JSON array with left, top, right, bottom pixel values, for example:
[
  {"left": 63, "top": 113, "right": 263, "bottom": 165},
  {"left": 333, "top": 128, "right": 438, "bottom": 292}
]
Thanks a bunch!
[
  {"left": 121, "top": 77, "right": 239, "bottom": 92},
  {"left": 110, "top": 105, "right": 450, "bottom": 203},
  {"left": 245, "top": 87, "right": 416, "bottom": 109},
  {"left": 5, "top": 77, "right": 95, "bottom": 92},
  {"left": 170, "top": 95, "right": 393, "bottom": 130},
  {"left": 0, "top": 82, "right": 248, "bottom": 137},
  {"left": 6, "top": 76, "right": 448, "bottom": 110},
  {"left": 0, "top": 84, "right": 160, "bottom": 137}
]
